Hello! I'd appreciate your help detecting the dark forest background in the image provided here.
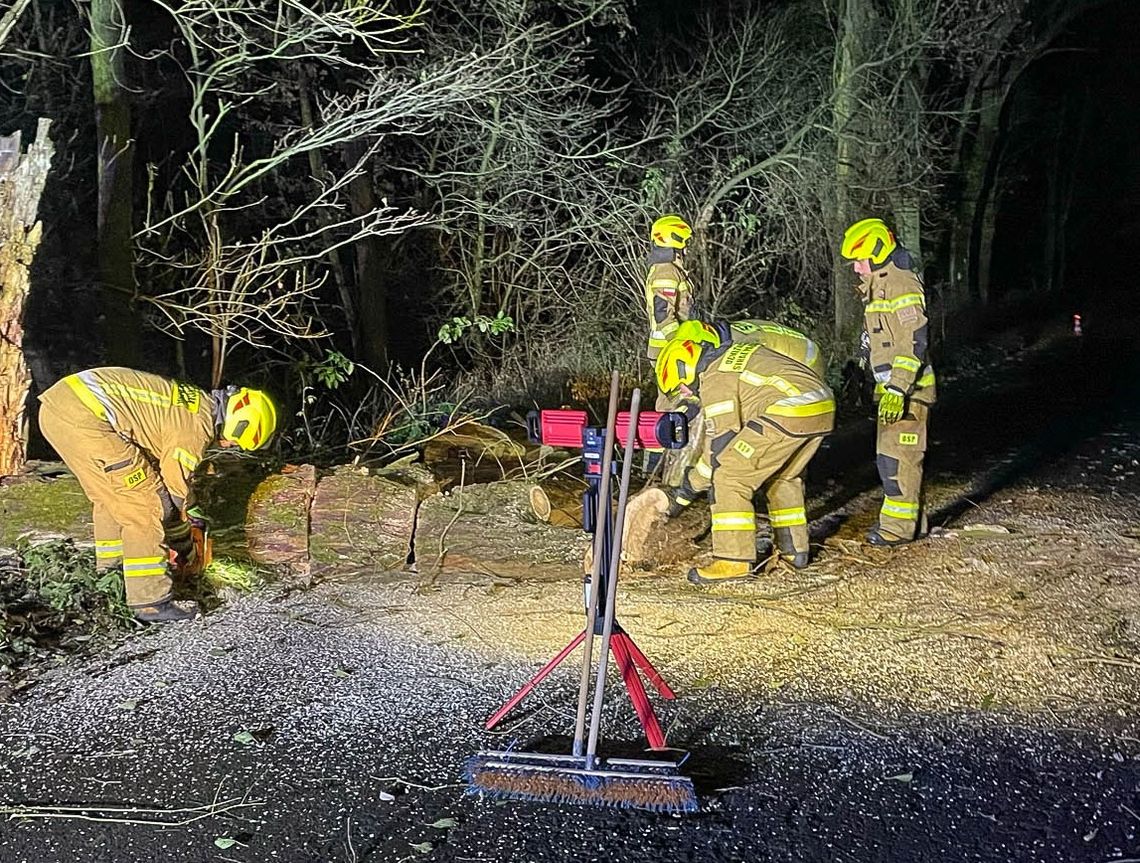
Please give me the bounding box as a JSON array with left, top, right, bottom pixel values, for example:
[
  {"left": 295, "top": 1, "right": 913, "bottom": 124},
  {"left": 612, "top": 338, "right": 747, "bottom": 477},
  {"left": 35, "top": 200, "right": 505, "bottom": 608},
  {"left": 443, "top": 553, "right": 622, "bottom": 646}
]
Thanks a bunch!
[{"left": 1, "top": 0, "right": 1135, "bottom": 461}]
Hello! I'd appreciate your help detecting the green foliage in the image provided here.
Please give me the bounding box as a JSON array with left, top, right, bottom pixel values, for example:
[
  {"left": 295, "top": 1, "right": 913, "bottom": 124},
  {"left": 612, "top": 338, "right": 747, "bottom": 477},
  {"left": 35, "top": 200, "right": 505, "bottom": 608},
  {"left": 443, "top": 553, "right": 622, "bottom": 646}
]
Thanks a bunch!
[
  {"left": 1, "top": 540, "right": 133, "bottom": 670},
  {"left": 308, "top": 350, "right": 356, "bottom": 390},
  {"left": 383, "top": 399, "right": 462, "bottom": 447},
  {"left": 203, "top": 558, "right": 262, "bottom": 593},
  {"left": 437, "top": 311, "right": 515, "bottom": 345},
  {"left": 18, "top": 539, "right": 127, "bottom": 614}
]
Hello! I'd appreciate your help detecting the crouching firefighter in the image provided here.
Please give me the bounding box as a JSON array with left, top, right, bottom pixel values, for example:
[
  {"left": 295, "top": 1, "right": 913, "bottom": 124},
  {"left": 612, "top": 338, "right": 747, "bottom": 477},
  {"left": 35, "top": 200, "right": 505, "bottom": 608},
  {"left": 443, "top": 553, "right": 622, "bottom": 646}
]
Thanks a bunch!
[
  {"left": 840, "top": 218, "right": 936, "bottom": 546},
  {"left": 38, "top": 368, "right": 277, "bottom": 623},
  {"left": 655, "top": 337, "right": 835, "bottom": 583}
]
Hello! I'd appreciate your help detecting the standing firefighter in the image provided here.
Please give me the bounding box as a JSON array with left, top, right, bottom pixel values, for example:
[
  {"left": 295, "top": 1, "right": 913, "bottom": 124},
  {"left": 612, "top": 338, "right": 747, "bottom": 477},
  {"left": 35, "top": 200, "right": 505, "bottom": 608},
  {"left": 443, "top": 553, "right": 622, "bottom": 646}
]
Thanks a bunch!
[
  {"left": 840, "top": 218, "right": 936, "bottom": 545},
  {"left": 38, "top": 368, "right": 277, "bottom": 622},
  {"left": 656, "top": 337, "right": 835, "bottom": 582},
  {"left": 645, "top": 215, "right": 695, "bottom": 389}
]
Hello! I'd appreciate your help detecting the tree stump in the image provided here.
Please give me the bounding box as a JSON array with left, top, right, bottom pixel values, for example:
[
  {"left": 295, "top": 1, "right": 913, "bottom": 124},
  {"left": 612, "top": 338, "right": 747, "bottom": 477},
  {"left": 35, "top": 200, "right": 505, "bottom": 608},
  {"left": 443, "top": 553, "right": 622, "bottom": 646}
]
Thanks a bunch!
[{"left": 0, "top": 119, "right": 53, "bottom": 477}]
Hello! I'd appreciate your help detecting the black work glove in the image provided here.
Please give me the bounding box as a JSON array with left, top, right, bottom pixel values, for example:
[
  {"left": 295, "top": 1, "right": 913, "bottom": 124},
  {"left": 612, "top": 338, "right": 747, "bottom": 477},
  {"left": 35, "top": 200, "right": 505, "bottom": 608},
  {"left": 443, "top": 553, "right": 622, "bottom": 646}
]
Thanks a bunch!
[
  {"left": 664, "top": 487, "right": 692, "bottom": 518},
  {"left": 168, "top": 534, "right": 197, "bottom": 569}
]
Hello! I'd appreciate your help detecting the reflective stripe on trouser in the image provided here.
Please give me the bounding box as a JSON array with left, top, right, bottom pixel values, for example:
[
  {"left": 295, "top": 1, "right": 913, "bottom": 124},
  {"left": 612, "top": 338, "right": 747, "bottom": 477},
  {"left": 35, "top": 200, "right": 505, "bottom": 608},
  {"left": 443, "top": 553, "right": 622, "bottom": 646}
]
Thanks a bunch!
[
  {"left": 875, "top": 401, "right": 929, "bottom": 541},
  {"left": 94, "top": 499, "right": 124, "bottom": 570},
  {"left": 764, "top": 435, "right": 822, "bottom": 555},
  {"left": 709, "top": 426, "right": 825, "bottom": 561},
  {"left": 38, "top": 389, "right": 173, "bottom": 607}
]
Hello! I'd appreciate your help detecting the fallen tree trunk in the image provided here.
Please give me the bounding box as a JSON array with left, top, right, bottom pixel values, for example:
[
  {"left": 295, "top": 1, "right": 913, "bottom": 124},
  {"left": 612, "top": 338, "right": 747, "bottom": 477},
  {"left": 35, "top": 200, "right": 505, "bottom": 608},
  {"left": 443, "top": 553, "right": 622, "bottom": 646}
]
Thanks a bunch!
[{"left": 0, "top": 119, "right": 53, "bottom": 477}]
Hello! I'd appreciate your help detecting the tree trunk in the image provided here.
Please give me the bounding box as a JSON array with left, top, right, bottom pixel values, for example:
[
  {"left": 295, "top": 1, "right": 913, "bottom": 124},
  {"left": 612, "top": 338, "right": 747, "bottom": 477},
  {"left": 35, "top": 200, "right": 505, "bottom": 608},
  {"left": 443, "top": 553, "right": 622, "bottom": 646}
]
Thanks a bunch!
[
  {"left": 0, "top": 119, "right": 54, "bottom": 476},
  {"left": 344, "top": 139, "right": 388, "bottom": 371},
  {"left": 831, "top": 0, "right": 872, "bottom": 346},
  {"left": 90, "top": 0, "right": 139, "bottom": 366}
]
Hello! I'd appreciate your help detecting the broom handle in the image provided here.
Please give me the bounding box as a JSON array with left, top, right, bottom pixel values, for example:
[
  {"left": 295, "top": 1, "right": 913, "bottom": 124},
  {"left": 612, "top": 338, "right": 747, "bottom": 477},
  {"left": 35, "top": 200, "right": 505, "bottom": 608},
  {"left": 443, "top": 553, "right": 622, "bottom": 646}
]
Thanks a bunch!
[
  {"left": 572, "top": 371, "right": 621, "bottom": 757},
  {"left": 586, "top": 387, "right": 641, "bottom": 766}
]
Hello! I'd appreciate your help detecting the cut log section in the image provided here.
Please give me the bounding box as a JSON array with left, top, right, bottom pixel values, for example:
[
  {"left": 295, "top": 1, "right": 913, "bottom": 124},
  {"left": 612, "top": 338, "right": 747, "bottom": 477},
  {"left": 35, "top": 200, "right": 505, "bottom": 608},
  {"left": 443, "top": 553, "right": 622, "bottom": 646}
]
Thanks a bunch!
[
  {"left": 245, "top": 464, "right": 317, "bottom": 575},
  {"left": 309, "top": 466, "right": 418, "bottom": 579},
  {"left": 414, "top": 481, "right": 589, "bottom": 583}
]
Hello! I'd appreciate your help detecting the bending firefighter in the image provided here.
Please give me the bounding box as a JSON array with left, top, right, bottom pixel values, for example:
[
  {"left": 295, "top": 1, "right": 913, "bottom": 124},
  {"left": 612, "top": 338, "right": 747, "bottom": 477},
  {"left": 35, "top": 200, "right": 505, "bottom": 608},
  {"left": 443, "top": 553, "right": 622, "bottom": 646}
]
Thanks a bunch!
[
  {"left": 676, "top": 318, "right": 823, "bottom": 375},
  {"left": 657, "top": 316, "right": 825, "bottom": 489},
  {"left": 38, "top": 368, "right": 277, "bottom": 622},
  {"left": 840, "top": 218, "right": 936, "bottom": 546},
  {"left": 655, "top": 337, "right": 835, "bottom": 583}
]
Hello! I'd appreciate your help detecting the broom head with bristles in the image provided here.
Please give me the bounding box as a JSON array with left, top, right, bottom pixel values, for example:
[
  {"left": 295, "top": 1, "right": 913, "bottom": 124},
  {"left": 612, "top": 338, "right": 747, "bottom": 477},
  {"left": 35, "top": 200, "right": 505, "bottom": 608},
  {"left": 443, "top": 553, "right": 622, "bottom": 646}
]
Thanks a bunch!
[{"left": 465, "top": 750, "right": 697, "bottom": 813}]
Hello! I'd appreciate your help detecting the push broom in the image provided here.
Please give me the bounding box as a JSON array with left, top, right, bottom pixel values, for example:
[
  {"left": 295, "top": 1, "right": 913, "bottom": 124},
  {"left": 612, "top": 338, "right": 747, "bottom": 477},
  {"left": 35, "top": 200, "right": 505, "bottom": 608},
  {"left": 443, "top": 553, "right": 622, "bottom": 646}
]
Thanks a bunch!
[{"left": 465, "top": 378, "right": 697, "bottom": 813}]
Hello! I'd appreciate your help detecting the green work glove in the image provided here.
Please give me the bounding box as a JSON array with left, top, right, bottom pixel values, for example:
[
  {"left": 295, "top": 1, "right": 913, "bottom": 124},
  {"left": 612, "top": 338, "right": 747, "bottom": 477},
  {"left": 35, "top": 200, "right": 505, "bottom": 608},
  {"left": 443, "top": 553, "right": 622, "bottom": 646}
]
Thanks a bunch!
[
  {"left": 185, "top": 505, "right": 209, "bottom": 530},
  {"left": 878, "top": 387, "right": 906, "bottom": 424}
]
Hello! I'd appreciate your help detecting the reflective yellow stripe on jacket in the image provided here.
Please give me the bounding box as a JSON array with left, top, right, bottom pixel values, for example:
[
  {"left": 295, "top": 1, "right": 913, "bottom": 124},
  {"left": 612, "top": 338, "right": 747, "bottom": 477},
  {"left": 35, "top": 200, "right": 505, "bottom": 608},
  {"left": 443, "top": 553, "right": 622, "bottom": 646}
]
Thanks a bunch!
[
  {"left": 865, "top": 293, "right": 924, "bottom": 315},
  {"left": 64, "top": 372, "right": 117, "bottom": 424}
]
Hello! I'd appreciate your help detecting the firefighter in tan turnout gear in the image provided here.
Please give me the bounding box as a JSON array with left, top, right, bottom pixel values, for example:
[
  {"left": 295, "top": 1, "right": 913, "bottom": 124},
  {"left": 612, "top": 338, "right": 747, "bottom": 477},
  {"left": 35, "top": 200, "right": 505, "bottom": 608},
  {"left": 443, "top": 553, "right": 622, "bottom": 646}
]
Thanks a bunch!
[
  {"left": 659, "top": 317, "right": 825, "bottom": 503},
  {"left": 677, "top": 318, "right": 824, "bottom": 376},
  {"left": 840, "top": 218, "right": 936, "bottom": 546},
  {"left": 38, "top": 368, "right": 277, "bottom": 622},
  {"left": 655, "top": 336, "right": 835, "bottom": 583},
  {"left": 644, "top": 215, "right": 695, "bottom": 373}
]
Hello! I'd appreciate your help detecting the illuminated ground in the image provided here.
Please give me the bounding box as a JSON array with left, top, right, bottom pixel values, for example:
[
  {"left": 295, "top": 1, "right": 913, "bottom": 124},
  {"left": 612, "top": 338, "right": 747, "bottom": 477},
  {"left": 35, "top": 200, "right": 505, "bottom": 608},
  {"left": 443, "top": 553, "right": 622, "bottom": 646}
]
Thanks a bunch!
[{"left": 0, "top": 322, "right": 1137, "bottom": 861}]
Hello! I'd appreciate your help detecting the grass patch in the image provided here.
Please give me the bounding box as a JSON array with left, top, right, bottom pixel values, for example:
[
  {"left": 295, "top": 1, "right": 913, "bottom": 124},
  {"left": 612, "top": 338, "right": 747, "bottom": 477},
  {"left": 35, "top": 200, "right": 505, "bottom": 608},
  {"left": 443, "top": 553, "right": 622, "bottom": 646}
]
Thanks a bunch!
[{"left": 203, "top": 558, "right": 263, "bottom": 593}]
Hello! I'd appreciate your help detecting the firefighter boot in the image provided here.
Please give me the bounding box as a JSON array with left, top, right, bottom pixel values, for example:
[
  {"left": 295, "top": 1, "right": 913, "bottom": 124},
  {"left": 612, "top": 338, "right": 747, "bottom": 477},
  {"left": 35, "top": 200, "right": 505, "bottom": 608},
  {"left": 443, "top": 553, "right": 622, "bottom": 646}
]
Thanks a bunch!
[
  {"left": 773, "top": 527, "right": 810, "bottom": 569},
  {"left": 866, "top": 527, "right": 912, "bottom": 547},
  {"left": 133, "top": 599, "right": 201, "bottom": 624},
  {"left": 687, "top": 559, "right": 754, "bottom": 585}
]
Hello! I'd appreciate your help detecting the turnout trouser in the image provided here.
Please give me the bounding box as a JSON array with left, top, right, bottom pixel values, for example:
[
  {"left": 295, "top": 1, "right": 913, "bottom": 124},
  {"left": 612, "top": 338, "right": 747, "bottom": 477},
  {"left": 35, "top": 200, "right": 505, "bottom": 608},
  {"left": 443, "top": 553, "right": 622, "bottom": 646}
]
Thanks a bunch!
[
  {"left": 875, "top": 401, "right": 929, "bottom": 541},
  {"left": 39, "top": 389, "right": 174, "bottom": 607},
  {"left": 708, "top": 424, "right": 825, "bottom": 561}
]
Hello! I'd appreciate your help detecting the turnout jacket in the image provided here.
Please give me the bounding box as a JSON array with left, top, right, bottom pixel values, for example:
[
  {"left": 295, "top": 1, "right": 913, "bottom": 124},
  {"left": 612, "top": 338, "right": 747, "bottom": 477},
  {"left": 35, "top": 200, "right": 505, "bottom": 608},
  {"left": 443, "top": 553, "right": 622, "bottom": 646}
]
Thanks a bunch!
[
  {"left": 644, "top": 258, "right": 694, "bottom": 360},
  {"left": 697, "top": 343, "right": 835, "bottom": 457},
  {"left": 41, "top": 367, "right": 216, "bottom": 508},
  {"left": 716, "top": 319, "right": 824, "bottom": 375},
  {"left": 857, "top": 250, "right": 936, "bottom": 404}
]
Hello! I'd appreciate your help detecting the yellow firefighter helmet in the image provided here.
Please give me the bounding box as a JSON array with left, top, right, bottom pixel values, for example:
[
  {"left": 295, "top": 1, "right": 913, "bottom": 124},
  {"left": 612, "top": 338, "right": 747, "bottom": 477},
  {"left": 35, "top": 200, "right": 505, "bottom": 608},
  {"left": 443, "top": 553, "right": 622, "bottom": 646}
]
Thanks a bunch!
[
  {"left": 841, "top": 218, "right": 897, "bottom": 265},
  {"left": 673, "top": 319, "right": 722, "bottom": 348},
  {"left": 650, "top": 215, "right": 693, "bottom": 250},
  {"left": 222, "top": 388, "right": 277, "bottom": 451},
  {"left": 655, "top": 338, "right": 703, "bottom": 394}
]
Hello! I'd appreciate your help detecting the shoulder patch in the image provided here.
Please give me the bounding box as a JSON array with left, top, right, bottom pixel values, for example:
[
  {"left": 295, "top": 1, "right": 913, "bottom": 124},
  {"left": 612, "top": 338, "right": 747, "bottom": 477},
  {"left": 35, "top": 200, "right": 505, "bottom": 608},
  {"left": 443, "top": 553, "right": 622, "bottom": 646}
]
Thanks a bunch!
[
  {"left": 717, "top": 343, "right": 761, "bottom": 373},
  {"left": 172, "top": 381, "right": 201, "bottom": 413},
  {"left": 897, "top": 305, "right": 920, "bottom": 324}
]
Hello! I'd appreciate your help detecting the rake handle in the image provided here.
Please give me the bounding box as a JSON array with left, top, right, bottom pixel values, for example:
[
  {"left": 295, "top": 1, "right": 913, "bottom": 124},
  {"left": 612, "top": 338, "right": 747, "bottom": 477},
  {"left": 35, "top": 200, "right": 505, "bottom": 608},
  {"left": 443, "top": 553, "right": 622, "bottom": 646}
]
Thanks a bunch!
[
  {"left": 586, "top": 387, "right": 641, "bottom": 765},
  {"left": 572, "top": 371, "right": 621, "bottom": 757}
]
